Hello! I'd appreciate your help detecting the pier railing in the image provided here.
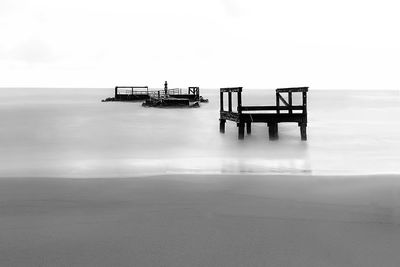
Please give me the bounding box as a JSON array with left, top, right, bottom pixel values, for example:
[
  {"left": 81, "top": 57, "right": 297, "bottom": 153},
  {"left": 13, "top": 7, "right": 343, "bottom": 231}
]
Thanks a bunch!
[
  {"left": 220, "top": 87, "right": 307, "bottom": 115},
  {"left": 113, "top": 84, "right": 201, "bottom": 101},
  {"left": 149, "top": 88, "right": 182, "bottom": 98},
  {"left": 115, "top": 86, "right": 184, "bottom": 98},
  {"left": 115, "top": 86, "right": 149, "bottom": 97},
  {"left": 275, "top": 87, "right": 308, "bottom": 115},
  {"left": 220, "top": 87, "right": 242, "bottom": 113}
]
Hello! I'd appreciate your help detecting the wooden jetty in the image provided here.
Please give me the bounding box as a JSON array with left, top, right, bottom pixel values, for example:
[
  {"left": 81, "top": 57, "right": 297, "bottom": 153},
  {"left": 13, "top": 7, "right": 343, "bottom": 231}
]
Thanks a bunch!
[
  {"left": 102, "top": 83, "right": 183, "bottom": 102},
  {"left": 219, "top": 87, "right": 308, "bottom": 140},
  {"left": 103, "top": 81, "right": 208, "bottom": 106},
  {"left": 142, "top": 81, "right": 206, "bottom": 107}
]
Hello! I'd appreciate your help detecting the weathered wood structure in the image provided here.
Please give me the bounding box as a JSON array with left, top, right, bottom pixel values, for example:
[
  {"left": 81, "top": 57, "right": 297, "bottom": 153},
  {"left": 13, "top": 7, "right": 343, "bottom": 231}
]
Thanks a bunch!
[
  {"left": 103, "top": 81, "right": 208, "bottom": 107},
  {"left": 142, "top": 82, "right": 205, "bottom": 107},
  {"left": 219, "top": 87, "right": 308, "bottom": 140},
  {"left": 169, "top": 87, "right": 200, "bottom": 101}
]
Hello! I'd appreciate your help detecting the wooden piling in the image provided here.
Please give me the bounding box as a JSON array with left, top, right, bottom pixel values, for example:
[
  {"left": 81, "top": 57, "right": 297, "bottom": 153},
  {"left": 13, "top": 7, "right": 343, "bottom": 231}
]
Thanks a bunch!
[
  {"left": 246, "top": 122, "right": 251, "bottom": 134},
  {"left": 300, "top": 123, "right": 307, "bottom": 141},
  {"left": 238, "top": 122, "right": 245, "bottom": 140},
  {"left": 220, "top": 119, "right": 226, "bottom": 133},
  {"left": 268, "top": 123, "right": 279, "bottom": 140}
]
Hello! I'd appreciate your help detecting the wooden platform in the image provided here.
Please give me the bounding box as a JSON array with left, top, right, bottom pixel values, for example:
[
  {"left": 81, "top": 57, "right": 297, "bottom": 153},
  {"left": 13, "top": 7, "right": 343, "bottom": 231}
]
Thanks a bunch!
[
  {"left": 141, "top": 83, "right": 202, "bottom": 108},
  {"left": 219, "top": 87, "right": 308, "bottom": 140}
]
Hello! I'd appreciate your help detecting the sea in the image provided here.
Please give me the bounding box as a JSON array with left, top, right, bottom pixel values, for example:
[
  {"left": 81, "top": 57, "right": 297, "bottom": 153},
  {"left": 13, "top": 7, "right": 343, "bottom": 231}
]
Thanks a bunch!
[{"left": 1, "top": 88, "right": 399, "bottom": 178}]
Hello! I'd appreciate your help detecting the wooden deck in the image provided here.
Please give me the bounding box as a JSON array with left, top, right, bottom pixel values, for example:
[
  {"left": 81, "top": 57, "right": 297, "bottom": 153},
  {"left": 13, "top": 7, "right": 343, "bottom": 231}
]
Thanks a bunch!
[
  {"left": 219, "top": 87, "right": 308, "bottom": 140},
  {"left": 141, "top": 83, "right": 203, "bottom": 107}
]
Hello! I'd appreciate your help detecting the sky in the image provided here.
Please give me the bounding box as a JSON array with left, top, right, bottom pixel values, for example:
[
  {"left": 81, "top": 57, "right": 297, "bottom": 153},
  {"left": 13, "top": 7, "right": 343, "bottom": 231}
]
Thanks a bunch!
[{"left": 0, "top": 0, "right": 399, "bottom": 89}]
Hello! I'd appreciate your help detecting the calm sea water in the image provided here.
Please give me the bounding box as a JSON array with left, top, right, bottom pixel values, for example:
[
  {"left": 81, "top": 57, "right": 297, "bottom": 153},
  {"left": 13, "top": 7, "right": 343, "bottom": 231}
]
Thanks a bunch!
[{"left": 1, "top": 88, "right": 399, "bottom": 177}]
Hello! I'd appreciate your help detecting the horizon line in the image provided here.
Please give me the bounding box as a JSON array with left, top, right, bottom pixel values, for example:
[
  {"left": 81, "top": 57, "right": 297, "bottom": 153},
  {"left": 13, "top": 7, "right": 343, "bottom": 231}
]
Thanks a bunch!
[{"left": 0, "top": 87, "right": 399, "bottom": 91}]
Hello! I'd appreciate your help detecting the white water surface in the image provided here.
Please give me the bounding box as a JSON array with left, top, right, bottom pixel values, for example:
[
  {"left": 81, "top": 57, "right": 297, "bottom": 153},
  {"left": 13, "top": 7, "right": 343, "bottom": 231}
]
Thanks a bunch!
[{"left": 1, "top": 88, "right": 399, "bottom": 177}]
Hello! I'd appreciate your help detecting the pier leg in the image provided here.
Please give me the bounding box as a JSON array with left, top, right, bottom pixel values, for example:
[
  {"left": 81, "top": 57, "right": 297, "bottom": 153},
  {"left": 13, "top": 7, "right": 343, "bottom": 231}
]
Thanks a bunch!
[
  {"left": 238, "top": 122, "right": 245, "bottom": 140},
  {"left": 268, "top": 123, "right": 279, "bottom": 140},
  {"left": 299, "top": 123, "right": 307, "bottom": 141},
  {"left": 219, "top": 119, "right": 226, "bottom": 134},
  {"left": 246, "top": 122, "right": 251, "bottom": 135}
]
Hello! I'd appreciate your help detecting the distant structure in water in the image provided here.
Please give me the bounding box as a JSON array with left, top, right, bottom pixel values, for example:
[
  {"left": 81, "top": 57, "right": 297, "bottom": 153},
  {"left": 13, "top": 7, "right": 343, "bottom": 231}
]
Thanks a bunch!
[
  {"left": 102, "top": 81, "right": 208, "bottom": 108},
  {"left": 219, "top": 87, "right": 308, "bottom": 140},
  {"left": 143, "top": 81, "right": 207, "bottom": 107}
]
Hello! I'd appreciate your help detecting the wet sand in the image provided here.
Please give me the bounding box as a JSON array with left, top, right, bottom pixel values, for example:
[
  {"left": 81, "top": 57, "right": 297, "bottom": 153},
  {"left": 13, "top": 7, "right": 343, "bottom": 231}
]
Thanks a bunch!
[{"left": 1, "top": 174, "right": 400, "bottom": 266}]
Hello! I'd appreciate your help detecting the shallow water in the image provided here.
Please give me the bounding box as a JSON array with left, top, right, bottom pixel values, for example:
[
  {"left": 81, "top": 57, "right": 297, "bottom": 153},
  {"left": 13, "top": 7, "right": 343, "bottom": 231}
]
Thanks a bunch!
[{"left": 0, "top": 88, "right": 399, "bottom": 177}]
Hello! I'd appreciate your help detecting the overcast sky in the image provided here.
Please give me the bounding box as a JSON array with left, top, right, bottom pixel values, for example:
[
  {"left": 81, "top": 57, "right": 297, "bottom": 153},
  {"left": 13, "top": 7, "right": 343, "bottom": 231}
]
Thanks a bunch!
[{"left": 0, "top": 0, "right": 399, "bottom": 89}]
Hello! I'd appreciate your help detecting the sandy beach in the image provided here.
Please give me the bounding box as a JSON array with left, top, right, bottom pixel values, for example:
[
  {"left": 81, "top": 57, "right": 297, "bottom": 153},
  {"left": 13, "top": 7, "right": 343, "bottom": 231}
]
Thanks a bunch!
[{"left": 1, "top": 174, "right": 400, "bottom": 267}]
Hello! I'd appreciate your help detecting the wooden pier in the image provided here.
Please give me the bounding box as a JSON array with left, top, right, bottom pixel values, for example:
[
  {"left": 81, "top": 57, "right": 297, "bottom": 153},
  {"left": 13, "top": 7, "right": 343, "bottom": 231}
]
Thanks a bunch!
[
  {"left": 219, "top": 87, "right": 308, "bottom": 140},
  {"left": 104, "top": 81, "right": 208, "bottom": 104},
  {"left": 104, "top": 85, "right": 183, "bottom": 102},
  {"left": 142, "top": 82, "right": 206, "bottom": 107}
]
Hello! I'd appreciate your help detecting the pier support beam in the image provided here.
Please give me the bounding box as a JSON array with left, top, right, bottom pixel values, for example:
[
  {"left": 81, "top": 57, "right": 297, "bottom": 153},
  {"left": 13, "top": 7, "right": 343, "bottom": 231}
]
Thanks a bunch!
[
  {"left": 246, "top": 122, "right": 251, "bottom": 135},
  {"left": 299, "top": 123, "right": 307, "bottom": 141},
  {"left": 219, "top": 119, "right": 226, "bottom": 133},
  {"left": 268, "top": 123, "right": 279, "bottom": 140},
  {"left": 238, "top": 122, "right": 245, "bottom": 140}
]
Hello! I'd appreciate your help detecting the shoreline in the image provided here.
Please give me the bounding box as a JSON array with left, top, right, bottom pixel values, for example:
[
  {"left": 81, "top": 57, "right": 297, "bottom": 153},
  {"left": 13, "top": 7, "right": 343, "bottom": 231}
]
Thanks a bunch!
[{"left": 2, "top": 172, "right": 400, "bottom": 179}]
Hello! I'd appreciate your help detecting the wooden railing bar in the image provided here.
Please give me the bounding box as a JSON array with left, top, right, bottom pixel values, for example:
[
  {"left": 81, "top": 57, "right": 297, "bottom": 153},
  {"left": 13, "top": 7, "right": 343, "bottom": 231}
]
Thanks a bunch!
[
  {"left": 276, "top": 87, "right": 308, "bottom": 93},
  {"left": 278, "top": 94, "right": 289, "bottom": 106},
  {"left": 241, "top": 105, "right": 304, "bottom": 111},
  {"left": 220, "top": 87, "right": 242, "bottom": 93},
  {"left": 228, "top": 92, "right": 232, "bottom": 112}
]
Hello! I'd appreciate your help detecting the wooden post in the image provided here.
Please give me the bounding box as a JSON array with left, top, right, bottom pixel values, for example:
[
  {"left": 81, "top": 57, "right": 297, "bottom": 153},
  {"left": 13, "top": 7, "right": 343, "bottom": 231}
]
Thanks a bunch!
[
  {"left": 237, "top": 88, "right": 242, "bottom": 114},
  {"left": 115, "top": 87, "right": 118, "bottom": 99},
  {"left": 238, "top": 122, "right": 245, "bottom": 140},
  {"left": 268, "top": 123, "right": 279, "bottom": 140},
  {"left": 220, "top": 91, "right": 224, "bottom": 112},
  {"left": 302, "top": 91, "right": 307, "bottom": 114},
  {"left": 246, "top": 122, "right": 251, "bottom": 134},
  {"left": 288, "top": 91, "right": 293, "bottom": 114},
  {"left": 220, "top": 119, "right": 226, "bottom": 133},
  {"left": 164, "top": 81, "right": 168, "bottom": 97},
  {"left": 228, "top": 92, "right": 232, "bottom": 112},
  {"left": 300, "top": 123, "right": 307, "bottom": 141},
  {"left": 276, "top": 92, "right": 280, "bottom": 114}
]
